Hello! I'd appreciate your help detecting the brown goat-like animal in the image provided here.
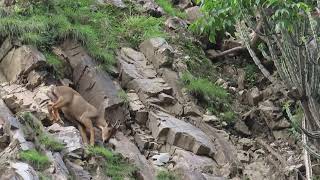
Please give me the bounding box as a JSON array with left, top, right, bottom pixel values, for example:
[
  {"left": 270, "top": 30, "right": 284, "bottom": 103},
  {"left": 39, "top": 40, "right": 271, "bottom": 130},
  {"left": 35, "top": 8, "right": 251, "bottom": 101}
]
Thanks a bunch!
[{"left": 46, "top": 85, "right": 120, "bottom": 145}]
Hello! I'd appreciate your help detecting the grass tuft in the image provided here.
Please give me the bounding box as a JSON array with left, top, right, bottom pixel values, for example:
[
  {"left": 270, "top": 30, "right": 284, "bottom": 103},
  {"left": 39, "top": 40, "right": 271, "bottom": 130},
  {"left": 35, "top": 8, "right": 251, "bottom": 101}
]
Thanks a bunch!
[
  {"left": 155, "top": 0, "right": 186, "bottom": 18},
  {"left": 39, "top": 134, "right": 64, "bottom": 152},
  {"left": 121, "top": 16, "right": 166, "bottom": 47},
  {"left": 87, "top": 146, "right": 136, "bottom": 180},
  {"left": 157, "top": 170, "right": 179, "bottom": 180},
  {"left": 19, "top": 149, "right": 50, "bottom": 170}
]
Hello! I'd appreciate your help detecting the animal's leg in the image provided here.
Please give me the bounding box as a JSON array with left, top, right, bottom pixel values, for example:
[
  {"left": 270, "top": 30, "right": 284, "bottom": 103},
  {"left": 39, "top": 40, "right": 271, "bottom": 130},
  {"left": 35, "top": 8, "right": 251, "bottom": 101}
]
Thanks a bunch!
[
  {"left": 80, "top": 115, "right": 95, "bottom": 146},
  {"left": 77, "top": 123, "right": 88, "bottom": 144},
  {"left": 52, "top": 96, "right": 68, "bottom": 109}
]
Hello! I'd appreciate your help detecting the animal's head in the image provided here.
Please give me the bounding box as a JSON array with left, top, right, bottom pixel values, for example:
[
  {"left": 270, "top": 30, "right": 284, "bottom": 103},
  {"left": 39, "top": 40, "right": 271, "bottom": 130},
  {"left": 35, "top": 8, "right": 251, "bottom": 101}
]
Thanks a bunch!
[{"left": 99, "top": 120, "right": 121, "bottom": 143}]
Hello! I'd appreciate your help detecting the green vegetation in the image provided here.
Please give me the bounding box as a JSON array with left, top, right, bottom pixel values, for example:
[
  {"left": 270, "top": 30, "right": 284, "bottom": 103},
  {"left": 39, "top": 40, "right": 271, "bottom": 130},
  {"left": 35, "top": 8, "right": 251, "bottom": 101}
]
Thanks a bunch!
[
  {"left": 44, "top": 52, "right": 64, "bottom": 78},
  {"left": 220, "top": 111, "right": 236, "bottom": 124},
  {"left": 117, "top": 89, "right": 129, "bottom": 105},
  {"left": 87, "top": 146, "right": 136, "bottom": 180},
  {"left": 155, "top": 0, "right": 186, "bottom": 18},
  {"left": 157, "top": 170, "right": 178, "bottom": 180},
  {"left": 0, "top": 0, "right": 167, "bottom": 70},
  {"left": 244, "top": 64, "right": 258, "bottom": 87},
  {"left": 121, "top": 16, "right": 166, "bottom": 47},
  {"left": 181, "top": 72, "right": 232, "bottom": 118},
  {"left": 19, "top": 112, "right": 65, "bottom": 151},
  {"left": 39, "top": 134, "right": 64, "bottom": 151},
  {"left": 19, "top": 149, "right": 50, "bottom": 170}
]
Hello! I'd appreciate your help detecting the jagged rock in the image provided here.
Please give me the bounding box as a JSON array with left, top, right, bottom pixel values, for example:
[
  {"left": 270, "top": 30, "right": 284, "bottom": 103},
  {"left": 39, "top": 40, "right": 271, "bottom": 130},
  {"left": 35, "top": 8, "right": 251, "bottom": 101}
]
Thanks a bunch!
[
  {"left": 65, "top": 159, "right": 92, "bottom": 180},
  {"left": 0, "top": 45, "right": 47, "bottom": 82},
  {"left": 237, "top": 69, "right": 245, "bottom": 90},
  {"left": 109, "top": 132, "right": 156, "bottom": 180},
  {"left": 26, "top": 70, "right": 47, "bottom": 90},
  {"left": 46, "top": 124, "right": 84, "bottom": 156},
  {"left": 234, "top": 120, "right": 251, "bottom": 136},
  {"left": 140, "top": 37, "right": 174, "bottom": 69},
  {"left": 152, "top": 153, "right": 170, "bottom": 166},
  {"left": 127, "top": 93, "right": 148, "bottom": 125},
  {"left": 247, "top": 87, "right": 262, "bottom": 106},
  {"left": 11, "top": 162, "right": 39, "bottom": 180},
  {"left": 258, "top": 100, "right": 282, "bottom": 121},
  {"left": 58, "top": 41, "right": 128, "bottom": 124},
  {"left": 165, "top": 17, "right": 187, "bottom": 30},
  {"left": 0, "top": 84, "right": 52, "bottom": 121},
  {"left": 202, "top": 114, "right": 220, "bottom": 125},
  {"left": 185, "top": 6, "right": 202, "bottom": 23},
  {"left": 172, "top": 149, "right": 224, "bottom": 180},
  {"left": 127, "top": 78, "right": 172, "bottom": 103},
  {"left": 118, "top": 47, "right": 157, "bottom": 87},
  {"left": 158, "top": 93, "right": 175, "bottom": 104},
  {"left": 137, "top": 0, "right": 164, "bottom": 17},
  {"left": 148, "top": 111, "right": 215, "bottom": 156},
  {"left": 46, "top": 152, "right": 69, "bottom": 180}
]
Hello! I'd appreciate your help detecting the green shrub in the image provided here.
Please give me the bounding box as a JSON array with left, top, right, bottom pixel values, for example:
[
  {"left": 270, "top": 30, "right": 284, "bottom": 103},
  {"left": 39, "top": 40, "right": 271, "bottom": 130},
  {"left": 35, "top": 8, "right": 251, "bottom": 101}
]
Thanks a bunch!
[
  {"left": 244, "top": 64, "right": 258, "bottom": 86},
  {"left": 87, "top": 146, "right": 114, "bottom": 159},
  {"left": 155, "top": 0, "right": 186, "bottom": 18},
  {"left": 19, "top": 149, "right": 50, "bottom": 170},
  {"left": 220, "top": 111, "right": 236, "bottom": 124},
  {"left": 117, "top": 90, "right": 129, "bottom": 105},
  {"left": 39, "top": 134, "right": 64, "bottom": 151},
  {"left": 157, "top": 170, "right": 178, "bottom": 180}
]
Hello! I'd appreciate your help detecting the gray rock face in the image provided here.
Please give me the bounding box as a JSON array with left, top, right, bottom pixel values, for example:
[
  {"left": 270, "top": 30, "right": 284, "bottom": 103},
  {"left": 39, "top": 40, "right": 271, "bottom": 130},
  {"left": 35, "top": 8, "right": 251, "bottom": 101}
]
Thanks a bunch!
[
  {"left": 65, "top": 159, "right": 92, "bottom": 180},
  {"left": 148, "top": 111, "right": 215, "bottom": 156},
  {"left": 247, "top": 87, "right": 262, "bottom": 106},
  {"left": 46, "top": 124, "right": 84, "bottom": 156},
  {"left": 127, "top": 92, "right": 148, "bottom": 125},
  {"left": 171, "top": 149, "right": 224, "bottom": 180},
  {"left": 0, "top": 45, "right": 46, "bottom": 82},
  {"left": 58, "top": 40, "right": 128, "bottom": 124},
  {"left": 109, "top": 132, "right": 156, "bottom": 180},
  {"left": 11, "top": 162, "right": 39, "bottom": 180},
  {"left": 140, "top": 37, "right": 174, "bottom": 69},
  {"left": 0, "top": 84, "right": 52, "bottom": 121}
]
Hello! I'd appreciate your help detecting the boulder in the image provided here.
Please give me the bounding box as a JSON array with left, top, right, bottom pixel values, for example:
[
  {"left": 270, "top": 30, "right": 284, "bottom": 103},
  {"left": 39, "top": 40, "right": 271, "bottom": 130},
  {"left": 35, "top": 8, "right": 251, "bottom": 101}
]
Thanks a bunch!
[
  {"left": 172, "top": 149, "right": 224, "bottom": 180},
  {"left": 140, "top": 37, "right": 174, "bottom": 69},
  {"left": 148, "top": 111, "right": 215, "bottom": 156},
  {"left": 165, "top": 17, "right": 187, "bottom": 30},
  {"left": 234, "top": 120, "right": 251, "bottom": 136},
  {"left": 0, "top": 45, "right": 47, "bottom": 82},
  {"left": 109, "top": 132, "right": 156, "bottom": 180},
  {"left": 46, "top": 124, "right": 84, "bottom": 156},
  {"left": 58, "top": 41, "right": 128, "bottom": 124},
  {"left": 202, "top": 114, "right": 220, "bottom": 125},
  {"left": 185, "top": 6, "right": 202, "bottom": 23}
]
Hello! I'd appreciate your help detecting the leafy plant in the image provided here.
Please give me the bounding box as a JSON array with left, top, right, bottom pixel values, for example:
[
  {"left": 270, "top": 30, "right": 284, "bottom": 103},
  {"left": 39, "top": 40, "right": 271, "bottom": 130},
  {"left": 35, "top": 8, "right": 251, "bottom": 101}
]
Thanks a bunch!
[
  {"left": 19, "top": 149, "right": 50, "bottom": 170},
  {"left": 117, "top": 90, "right": 129, "bottom": 105},
  {"left": 244, "top": 64, "right": 258, "bottom": 86}
]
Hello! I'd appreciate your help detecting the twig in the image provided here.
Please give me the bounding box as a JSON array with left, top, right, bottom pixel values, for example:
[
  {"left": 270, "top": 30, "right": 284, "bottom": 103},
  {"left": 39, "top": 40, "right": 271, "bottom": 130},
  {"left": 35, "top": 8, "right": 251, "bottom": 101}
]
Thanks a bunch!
[{"left": 302, "top": 116, "right": 312, "bottom": 180}]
